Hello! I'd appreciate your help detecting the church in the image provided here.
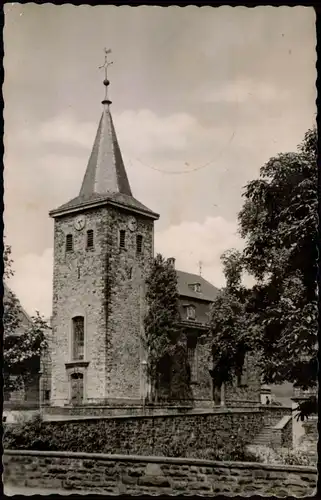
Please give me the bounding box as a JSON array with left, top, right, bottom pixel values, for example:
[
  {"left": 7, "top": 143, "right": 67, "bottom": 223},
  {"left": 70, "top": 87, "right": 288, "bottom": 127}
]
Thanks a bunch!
[{"left": 44, "top": 68, "right": 261, "bottom": 415}]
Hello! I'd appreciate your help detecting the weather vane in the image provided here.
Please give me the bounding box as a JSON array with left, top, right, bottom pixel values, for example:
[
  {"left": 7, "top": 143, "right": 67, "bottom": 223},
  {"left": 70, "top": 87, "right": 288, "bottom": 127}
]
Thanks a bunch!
[{"left": 99, "top": 48, "right": 113, "bottom": 103}]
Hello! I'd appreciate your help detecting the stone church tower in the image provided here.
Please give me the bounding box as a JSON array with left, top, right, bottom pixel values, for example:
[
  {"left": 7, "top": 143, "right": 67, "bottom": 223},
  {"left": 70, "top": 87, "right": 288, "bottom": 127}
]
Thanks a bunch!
[{"left": 49, "top": 71, "right": 159, "bottom": 407}]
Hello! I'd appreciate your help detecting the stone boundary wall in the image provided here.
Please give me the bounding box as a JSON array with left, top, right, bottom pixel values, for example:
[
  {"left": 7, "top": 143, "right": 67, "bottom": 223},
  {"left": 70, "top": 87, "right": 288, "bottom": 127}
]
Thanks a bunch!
[
  {"left": 4, "top": 450, "right": 317, "bottom": 497},
  {"left": 261, "top": 405, "right": 292, "bottom": 426},
  {"left": 260, "top": 405, "right": 293, "bottom": 448},
  {"left": 6, "top": 409, "right": 266, "bottom": 458}
]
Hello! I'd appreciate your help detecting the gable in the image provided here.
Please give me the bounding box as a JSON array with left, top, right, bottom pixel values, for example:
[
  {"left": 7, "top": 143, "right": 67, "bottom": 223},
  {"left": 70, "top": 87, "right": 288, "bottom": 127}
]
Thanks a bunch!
[{"left": 176, "top": 270, "right": 220, "bottom": 302}]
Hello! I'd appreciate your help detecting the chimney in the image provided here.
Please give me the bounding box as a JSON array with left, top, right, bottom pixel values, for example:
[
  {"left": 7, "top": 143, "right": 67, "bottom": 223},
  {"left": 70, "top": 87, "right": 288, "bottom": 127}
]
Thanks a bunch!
[{"left": 168, "top": 257, "right": 176, "bottom": 269}]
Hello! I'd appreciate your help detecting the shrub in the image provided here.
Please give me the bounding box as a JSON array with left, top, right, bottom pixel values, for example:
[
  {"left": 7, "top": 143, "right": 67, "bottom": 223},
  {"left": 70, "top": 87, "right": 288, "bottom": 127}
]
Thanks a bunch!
[
  {"left": 246, "top": 445, "right": 316, "bottom": 466},
  {"left": 277, "top": 448, "right": 315, "bottom": 466}
]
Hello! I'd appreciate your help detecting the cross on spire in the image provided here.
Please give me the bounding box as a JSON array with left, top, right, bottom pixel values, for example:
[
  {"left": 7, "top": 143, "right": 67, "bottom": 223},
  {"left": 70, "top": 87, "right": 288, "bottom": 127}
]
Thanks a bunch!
[{"left": 99, "top": 48, "right": 113, "bottom": 106}]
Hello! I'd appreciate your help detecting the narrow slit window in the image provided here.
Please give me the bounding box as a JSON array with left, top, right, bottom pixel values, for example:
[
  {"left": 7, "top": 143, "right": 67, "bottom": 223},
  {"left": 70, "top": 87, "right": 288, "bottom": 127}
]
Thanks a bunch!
[
  {"left": 72, "top": 316, "right": 84, "bottom": 361},
  {"left": 87, "top": 229, "right": 94, "bottom": 248},
  {"left": 119, "top": 230, "right": 126, "bottom": 248},
  {"left": 136, "top": 234, "right": 143, "bottom": 254},
  {"left": 66, "top": 234, "right": 73, "bottom": 252}
]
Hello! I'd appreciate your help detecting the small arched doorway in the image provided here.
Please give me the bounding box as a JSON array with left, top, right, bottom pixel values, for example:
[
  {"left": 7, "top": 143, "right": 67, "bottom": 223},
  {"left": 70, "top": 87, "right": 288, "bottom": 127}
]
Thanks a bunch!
[{"left": 70, "top": 372, "right": 84, "bottom": 405}]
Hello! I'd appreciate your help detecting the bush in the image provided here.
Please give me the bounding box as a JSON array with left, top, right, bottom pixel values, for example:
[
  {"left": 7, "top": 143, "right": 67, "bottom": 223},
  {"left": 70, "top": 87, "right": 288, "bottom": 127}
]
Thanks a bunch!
[
  {"left": 277, "top": 448, "right": 315, "bottom": 466},
  {"left": 246, "top": 445, "right": 316, "bottom": 466}
]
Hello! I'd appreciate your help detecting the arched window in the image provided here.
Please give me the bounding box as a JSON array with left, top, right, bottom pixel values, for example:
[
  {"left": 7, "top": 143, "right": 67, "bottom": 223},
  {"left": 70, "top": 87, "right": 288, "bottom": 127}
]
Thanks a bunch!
[
  {"left": 87, "top": 229, "right": 94, "bottom": 249},
  {"left": 66, "top": 234, "right": 73, "bottom": 252},
  {"left": 72, "top": 316, "right": 84, "bottom": 360}
]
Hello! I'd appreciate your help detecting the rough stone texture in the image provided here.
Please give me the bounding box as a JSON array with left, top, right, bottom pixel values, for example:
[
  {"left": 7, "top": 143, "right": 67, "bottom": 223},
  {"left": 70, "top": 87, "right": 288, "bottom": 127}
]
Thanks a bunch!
[
  {"left": 4, "top": 450, "right": 317, "bottom": 497},
  {"left": 50, "top": 205, "right": 154, "bottom": 406},
  {"left": 299, "top": 417, "right": 318, "bottom": 459},
  {"left": 4, "top": 410, "right": 267, "bottom": 457},
  {"left": 280, "top": 416, "right": 293, "bottom": 448},
  {"left": 224, "top": 353, "right": 261, "bottom": 407},
  {"left": 261, "top": 405, "right": 293, "bottom": 427},
  {"left": 49, "top": 191, "right": 262, "bottom": 411}
]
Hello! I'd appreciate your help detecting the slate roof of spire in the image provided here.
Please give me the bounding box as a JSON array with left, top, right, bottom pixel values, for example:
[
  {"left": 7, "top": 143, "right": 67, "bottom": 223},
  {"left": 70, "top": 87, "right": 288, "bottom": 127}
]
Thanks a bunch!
[
  {"left": 50, "top": 105, "right": 159, "bottom": 220},
  {"left": 80, "top": 108, "right": 132, "bottom": 197}
]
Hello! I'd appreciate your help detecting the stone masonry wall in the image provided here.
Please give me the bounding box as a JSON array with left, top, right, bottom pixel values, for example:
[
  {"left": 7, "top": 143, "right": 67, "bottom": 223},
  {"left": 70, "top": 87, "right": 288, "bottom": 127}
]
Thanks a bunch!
[
  {"left": 105, "top": 206, "right": 154, "bottom": 400},
  {"left": 51, "top": 207, "right": 110, "bottom": 405},
  {"left": 5, "top": 410, "right": 265, "bottom": 457},
  {"left": 4, "top": 450, "right": 317, "bottom": 497},
  {"left": 190, "top": 333, "right": 214, "bottom": 403},
  {"left": 51, "top": 204, "right": 154, "bottom": 405},
  {"left": 224, "top": 353, "right": 261, "bottom": 406}
]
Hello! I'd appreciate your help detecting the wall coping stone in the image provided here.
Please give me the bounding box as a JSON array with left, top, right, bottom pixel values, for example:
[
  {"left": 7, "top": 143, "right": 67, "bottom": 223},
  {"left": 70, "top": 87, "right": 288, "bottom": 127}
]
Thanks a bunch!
[
  {"left": 260, "top": 404, "right": 292, "bottom": 411},
  {"left": 40, "top": 407, "right": 262, "bottom": 423},
  {"left": 4, "top": 450, "right": 317, "bottom": 474},
  {"left": 273, "top": 415, "right": 292, "bottom": 430}
]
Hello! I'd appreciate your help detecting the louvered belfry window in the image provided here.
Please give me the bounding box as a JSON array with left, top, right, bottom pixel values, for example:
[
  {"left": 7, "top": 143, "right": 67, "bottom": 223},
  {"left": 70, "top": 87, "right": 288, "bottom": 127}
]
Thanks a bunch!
[
  {"left": 136, "top": 234, "right": 143, "bottom": 254},
  {"left": 87, "top": 229, "right": 94, "bottom": 248},
  {"left": 72, "top": 316, "right": 84, "bottom": 360},
  {"left": 66, "top": 234, "right": 73, "bottom": 252},
  {"left": 119, "top": 230, "right": 126, "bottom": 248}
]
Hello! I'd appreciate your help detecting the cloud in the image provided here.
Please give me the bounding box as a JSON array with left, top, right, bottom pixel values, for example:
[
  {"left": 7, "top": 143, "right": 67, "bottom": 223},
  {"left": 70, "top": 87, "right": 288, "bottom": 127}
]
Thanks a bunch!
[
  {"left": 15, "top": 108, "right": 233, "bottom": 164},
  {"left": 155, "top": 216, "right": 243, "bottom": 287},
  {"left": 16, "top": 112, "right": 96, "bottom": 149},
  {"left": 202, "top": 79, "right": 288, "bottom": 104}
]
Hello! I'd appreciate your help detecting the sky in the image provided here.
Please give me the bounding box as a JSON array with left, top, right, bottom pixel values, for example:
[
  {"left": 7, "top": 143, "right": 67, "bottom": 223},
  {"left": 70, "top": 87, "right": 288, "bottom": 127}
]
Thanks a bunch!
[{"left": 4, "top": 4, "right": 316, "bottom": 318}]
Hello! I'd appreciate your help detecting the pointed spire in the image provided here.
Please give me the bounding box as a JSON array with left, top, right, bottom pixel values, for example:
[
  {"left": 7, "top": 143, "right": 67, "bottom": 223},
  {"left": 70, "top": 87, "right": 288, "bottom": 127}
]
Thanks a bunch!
[
  {"left": 79, "top": 49, "right": 132, "bottom": 197},
  {"left": 49, "top": 51, "right": 159, "bottom": 221}
]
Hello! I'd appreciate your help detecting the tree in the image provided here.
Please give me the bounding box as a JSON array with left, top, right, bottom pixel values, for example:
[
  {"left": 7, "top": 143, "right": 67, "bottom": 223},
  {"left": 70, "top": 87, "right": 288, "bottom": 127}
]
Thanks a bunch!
[
  {"left": 209, "top": 127, "right": 318, "bottom": 418},
  {"left": 208, "top": 250, "right": 253, "bottom": 391},
  {"left": 143, "top": 254, "right": 189, "bottom": 402},
  {"left": 3, "top": 243, "right": 49, "bottom": 393}
]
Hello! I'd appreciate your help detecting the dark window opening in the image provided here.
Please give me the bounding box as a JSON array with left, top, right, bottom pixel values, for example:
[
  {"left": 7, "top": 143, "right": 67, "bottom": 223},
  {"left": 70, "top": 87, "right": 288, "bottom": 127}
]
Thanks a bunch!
[
  {"left": 87, "top": 229, "right": 94, "bottom": 248},
  {"left": 119, "top": 230, "right": 126, "bottom": 248},
  {"left": 44, "top": 390, "right": 50, "bottom": 401},
  {"left": 66, "top": 234, "right": 73, "bottom": 252},
  {"left": 136, "top": 234, "right": 143, "bottom": 254},
  {"left": 72, "top": 316, "right": 84, "bottom": 361},
  {"left": 186, "top": 305, "right": 196, "bottom": 320}
]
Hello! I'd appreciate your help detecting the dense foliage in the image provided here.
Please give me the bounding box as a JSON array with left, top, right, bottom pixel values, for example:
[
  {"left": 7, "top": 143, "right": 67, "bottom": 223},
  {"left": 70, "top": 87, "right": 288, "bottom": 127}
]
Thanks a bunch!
[
  {"left": 209, "top": 249, "right": 252, "bottom": 388},
  {"left": 3, "top": 414, "right": 257, "bottom": 463},
  {"left": 3, "top": 243, "right": 49, "bottom": 392},
  {"left": 209, "top": 127, "right": 318, "bottom": 418},
  {"left": 143, "top": 254, "right": 190, "bottom": 401}
]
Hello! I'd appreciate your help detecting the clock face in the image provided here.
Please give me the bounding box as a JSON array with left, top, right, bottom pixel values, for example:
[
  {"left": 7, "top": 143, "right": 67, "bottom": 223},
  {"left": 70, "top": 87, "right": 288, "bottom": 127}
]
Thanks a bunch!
[
  {"left": 74, "top": 215, "right": 85, "bottom": 231},
  {"left": 128, "top": 217, "right": 137, "bottom": 232}
]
